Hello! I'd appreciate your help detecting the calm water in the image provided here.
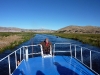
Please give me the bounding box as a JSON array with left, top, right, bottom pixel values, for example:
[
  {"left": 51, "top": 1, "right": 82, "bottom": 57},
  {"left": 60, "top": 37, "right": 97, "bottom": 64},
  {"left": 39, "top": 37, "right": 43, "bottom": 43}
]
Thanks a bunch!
[{"left": 0, "top": 34, "right": 100, "bottom": 75}]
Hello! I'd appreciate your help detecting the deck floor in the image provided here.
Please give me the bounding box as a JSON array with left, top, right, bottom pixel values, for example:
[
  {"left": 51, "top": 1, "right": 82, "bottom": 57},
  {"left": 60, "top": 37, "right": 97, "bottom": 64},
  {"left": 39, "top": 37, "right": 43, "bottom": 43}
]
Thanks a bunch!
[{"left": 12, "top": 56, "right": 95, "bottom": 75}]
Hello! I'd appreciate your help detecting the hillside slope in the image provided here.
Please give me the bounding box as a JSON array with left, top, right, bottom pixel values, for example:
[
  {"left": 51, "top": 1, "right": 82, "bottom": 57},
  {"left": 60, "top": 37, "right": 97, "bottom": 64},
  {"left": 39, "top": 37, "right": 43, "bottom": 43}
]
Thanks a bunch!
[
  {"left": 57, "top": 25, "right": 100, "bottom": 34},
  {"left": 0, "top": 26, "right": 54, "bottom": 33}
]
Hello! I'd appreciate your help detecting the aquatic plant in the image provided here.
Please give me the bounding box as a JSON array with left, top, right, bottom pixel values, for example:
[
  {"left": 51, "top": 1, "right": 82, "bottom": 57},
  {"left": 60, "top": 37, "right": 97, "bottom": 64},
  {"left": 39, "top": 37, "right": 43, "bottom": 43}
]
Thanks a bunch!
[
  {"left": 52, "top": 33, "right": 100, "bottom": 47},
  {"left": 0, "top": 32, "right": 35, "bottom": 53}
]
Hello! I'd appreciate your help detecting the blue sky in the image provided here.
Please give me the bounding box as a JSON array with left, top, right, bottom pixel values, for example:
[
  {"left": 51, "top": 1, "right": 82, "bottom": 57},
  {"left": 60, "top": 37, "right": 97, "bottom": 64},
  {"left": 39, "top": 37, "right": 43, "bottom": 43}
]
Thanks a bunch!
[{"left": 0, "top": 0, "right": 100, "bottom": 30}]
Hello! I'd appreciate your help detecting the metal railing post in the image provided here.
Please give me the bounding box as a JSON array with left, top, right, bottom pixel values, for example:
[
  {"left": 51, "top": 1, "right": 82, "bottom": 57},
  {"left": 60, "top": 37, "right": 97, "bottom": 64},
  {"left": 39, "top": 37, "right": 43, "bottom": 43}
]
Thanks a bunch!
[
  {"left": 23, "top": 46, "right": 24, "bottom": 59},
  {"left": 40, "top": 44, "right": 43, "bottom": 57},
  {"left": 53, "top": 44, "right": 55, "bottom": 56},
  {"left": 15, "top": 51, "right": 17, "bottom": 68},
  {"left": 90, "top": 51, "right": 92, "bottom": 69},
  {"left": 75, "top": 45, "right": 76, "bottom": 58},
  {"left": 25, "top": 46, "right": 28, "bottom": 61},
  {"left": 70, "top": 44, "right": 72, "bottom": 58},
  {"left": 50, "top": 45, "right": 52, "bottom": 55},
  {"left": 20, "top": 48, "right": 21, "bottom": 62},
  {"left": 8, "top": 56, "right": 11, "bottom": 75},
  {"left": 81, "top": 47, "right": 83, "bottom": 63}
]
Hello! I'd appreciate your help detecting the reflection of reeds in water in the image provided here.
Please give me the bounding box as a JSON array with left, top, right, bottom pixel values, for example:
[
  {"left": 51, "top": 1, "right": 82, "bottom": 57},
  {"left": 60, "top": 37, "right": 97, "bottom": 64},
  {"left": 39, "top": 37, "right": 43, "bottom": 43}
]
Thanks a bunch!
[{"left": 0, "top": 32, "right": 35, "bottom": 53}]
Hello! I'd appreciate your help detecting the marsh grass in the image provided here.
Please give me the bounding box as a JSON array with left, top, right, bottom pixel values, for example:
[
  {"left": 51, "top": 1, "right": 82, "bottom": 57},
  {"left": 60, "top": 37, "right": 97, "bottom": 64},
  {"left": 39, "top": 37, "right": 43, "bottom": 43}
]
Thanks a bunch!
[
  {"left": 51, "top": 33, "right": 100, "bottom": 47},
  {"left": 0, "top": 32, "right": 35, "bottom": 53}
]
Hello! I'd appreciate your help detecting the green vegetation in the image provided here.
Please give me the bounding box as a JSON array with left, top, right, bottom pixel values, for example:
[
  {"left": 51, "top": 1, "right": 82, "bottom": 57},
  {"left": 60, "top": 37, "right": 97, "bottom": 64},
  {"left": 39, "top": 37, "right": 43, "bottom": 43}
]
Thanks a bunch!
[
  {"left": 1, "top": 32, "right": 100, "bottom": 53},
  {"left": 0, "top": 32, "right": 35, "bottom": 53},
  {"left": 51, "top": 33, "right": 100, "bottom": 47}
]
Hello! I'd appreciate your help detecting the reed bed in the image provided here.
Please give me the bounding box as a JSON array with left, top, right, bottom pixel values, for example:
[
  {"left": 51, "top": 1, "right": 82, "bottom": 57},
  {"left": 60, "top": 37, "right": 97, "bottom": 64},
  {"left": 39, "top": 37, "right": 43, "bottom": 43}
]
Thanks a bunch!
[
  {"left": 0, "top": 32, "right": 35, "bottom": 53},
  {"left": 52, "top": 33, "right": 100, "bottom": 47}
]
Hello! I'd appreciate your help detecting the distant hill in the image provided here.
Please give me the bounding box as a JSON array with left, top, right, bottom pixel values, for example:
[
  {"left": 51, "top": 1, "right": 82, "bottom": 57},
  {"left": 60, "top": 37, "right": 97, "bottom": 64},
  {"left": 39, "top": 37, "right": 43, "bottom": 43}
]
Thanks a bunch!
[
  {"left": 0, "top": 26, "right": 55, "bottom": 33},
  {"left": 57, "top": 25, "right": 100, "bottom": 34},
  {"left": 0, "top": 27, "right": 22, "bottom": 32}
]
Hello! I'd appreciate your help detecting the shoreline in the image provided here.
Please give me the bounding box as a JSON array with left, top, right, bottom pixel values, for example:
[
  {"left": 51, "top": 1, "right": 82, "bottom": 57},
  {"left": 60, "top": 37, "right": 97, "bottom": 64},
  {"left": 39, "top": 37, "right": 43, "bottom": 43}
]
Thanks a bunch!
[
  {"left": 51, "top": 33, "right": 100, "bottom": 48},
  {"left": 0, "top": 32, "right": 35, "bottom": 53}
]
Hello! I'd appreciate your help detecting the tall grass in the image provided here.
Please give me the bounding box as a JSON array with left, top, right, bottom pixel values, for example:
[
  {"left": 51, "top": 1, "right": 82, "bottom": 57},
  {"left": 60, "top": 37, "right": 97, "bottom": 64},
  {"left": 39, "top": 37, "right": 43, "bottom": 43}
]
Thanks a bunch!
[
  {"left": 0, "top": 32, "right": 35, "bottom": 53},
  {"left": 52, "top": 33, "right": 100, "bottom": 47}
]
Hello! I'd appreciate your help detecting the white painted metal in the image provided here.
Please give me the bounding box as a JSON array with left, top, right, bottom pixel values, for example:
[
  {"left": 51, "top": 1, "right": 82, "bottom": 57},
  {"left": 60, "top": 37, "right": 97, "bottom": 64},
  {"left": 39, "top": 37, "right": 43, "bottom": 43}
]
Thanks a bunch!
[
  {"left": 23, "top": 46, "right": 25, "bottom": 59},
  {"left": 40, "top": 44, "right": 44, "bottom": 57},
  {"left": 50, "top": 45, "right": 52, "bottom": 55},
  {"left": 39, "top": 44, "right": 52, "bottom": 58},
  {"left": 53, "top": 44, "right": 55, "bottom": 56},
  {"left": 70, "top": 44, "right": 72, "bottom": 58},
  {"left": 74, "top": 57, "right": 99, "bottom": 75},
  {"left": 28, "top": 52, "right": 41, "bottom": 55},
  {"left": 0, "top": 43, "right": 100, "bottom": 75},
  {"left": 53, "top": 43, "right": 72, "bottom": 56},
  {"left": 8, "top": 56, "right": 11, "bottom": 75},
  {"left": 75, "top": 45, "right": 76, "bottom": 58},
  {"left": 24, "top": 46, "right": 28, "bottom": 61},
  {"left": 20, "top": 48, "right": 21, "bottom": 62},
  {"left": 53, "top": 43, "right": 99, "bottom": 75},
  {"left": 15, "top": 51, "right": 17, "bottom": 69},
  {"left": 90, "top": 51, "right": 92, "bottom": 69},
  {"left": 81, "top": 47, "right": 83, "bottom": 63}
]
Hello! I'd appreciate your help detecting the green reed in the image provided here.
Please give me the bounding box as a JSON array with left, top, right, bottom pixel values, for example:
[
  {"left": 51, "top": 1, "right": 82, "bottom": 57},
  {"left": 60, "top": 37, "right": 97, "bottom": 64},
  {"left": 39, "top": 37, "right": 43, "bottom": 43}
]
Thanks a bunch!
[
  {"left": 0, "top": 32, "right": 35, "bottom": 53},
  {"left": 52, "top": 33, "right": 100, "bottom": 47}
]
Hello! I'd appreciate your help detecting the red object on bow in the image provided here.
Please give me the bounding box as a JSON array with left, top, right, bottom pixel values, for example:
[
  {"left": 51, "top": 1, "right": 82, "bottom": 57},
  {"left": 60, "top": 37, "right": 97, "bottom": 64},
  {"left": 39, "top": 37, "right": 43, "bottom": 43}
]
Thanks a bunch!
[{"left": 46, "top": 42, "right": 49, "bottom": 46}]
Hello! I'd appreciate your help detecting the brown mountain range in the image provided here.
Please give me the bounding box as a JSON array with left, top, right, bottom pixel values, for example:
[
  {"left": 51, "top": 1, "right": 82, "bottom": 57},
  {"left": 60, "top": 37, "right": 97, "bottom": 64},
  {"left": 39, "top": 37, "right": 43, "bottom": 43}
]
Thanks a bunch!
[
  {"left": 57, "top": 25, "right": 100, "bottom": 34},
  {"left": 0, "top": 26, "right": 54, "bottom": 33}
]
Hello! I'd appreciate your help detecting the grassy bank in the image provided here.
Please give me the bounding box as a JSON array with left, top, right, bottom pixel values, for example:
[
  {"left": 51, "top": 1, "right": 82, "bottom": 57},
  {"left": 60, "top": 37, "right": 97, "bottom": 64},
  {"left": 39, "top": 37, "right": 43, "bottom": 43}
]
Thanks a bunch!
[
  {"left": 0, "top": 32, "right": 35, "bottom": 53},
  {"left": 51, "top": 33, "right": 100, "bottom": 47}
]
